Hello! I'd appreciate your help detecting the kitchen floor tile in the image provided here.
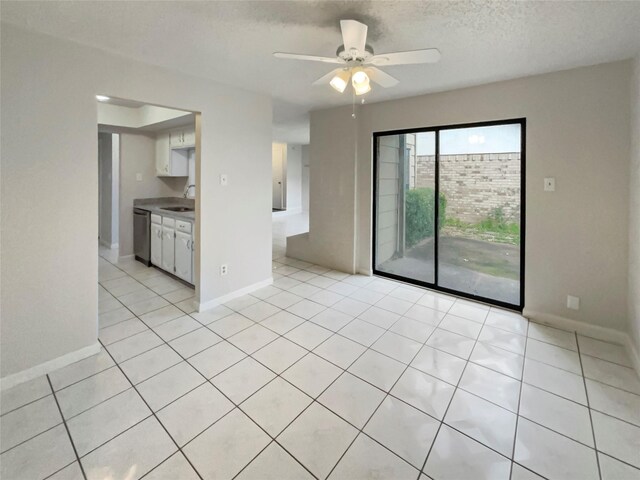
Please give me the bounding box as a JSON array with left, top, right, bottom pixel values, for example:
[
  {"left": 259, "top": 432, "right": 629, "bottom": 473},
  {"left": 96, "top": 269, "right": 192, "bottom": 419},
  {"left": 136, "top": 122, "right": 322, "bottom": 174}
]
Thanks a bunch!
[
  {"left": 1, "top": 395, "right": 62, "bottom": 453},
  {"left": 236, "top": 442, "right": 314, "bottom": 480},
  {"left": 391, "top": 367, "right": 455, "bottom": 419},
  {"left": 586, "top": 378, "right": 640, "bottom": 426},
  {"left": 136, "top": 361, "right": 205, "bottom": 411},
  {"left": 318, "top": 372, "right": 386, "bottom": 428},
  {"left": 371, "top": 331, "right": 422, "bottom": 364},
  {"left": 329, "top": 433, "right": 418, "bottom": 480},
  {"left": 410, "top": 346, "right": 467, "bottom": 385},
  {"left": 188, "top": 340, "right": 246, "bottom": 378},
  {"left": 514, "top": 417, "right": 599, "bottom": 480},
  {"left": 364, "top": 396, "right": 439, "bottom": 469},
  {"left": 81, "top": 417, "right": 176, "bottom": 480},
  {"left": 0, "top": 425, "right": 76, "bottom": 480},
  {"left": 253, "top": 337, "right": 307, "bottom": 373},
  {"left": 66, "top": 388, "right": 150, "bottom": 456},
  {"left": 119, "top": 344, "right": 182, "bottom": 385},
  {"left": 168, "top": 327, "right": 222, "bottom": 358},
  {"left": 156, "top": 383, "right": 233, "bottom": 446},
  {"left": 310, "top": 308, "right": 353, "bottom": 331},
  {"left": 241, "top": 377, "right": 312, "bottom": 436},
  {"left": 278, "top": 402, "right": 358, "bottom": 479},
  {"left": 459, "top": 363, "right": 521, "bottom": 412},
  {"left": 591, "top": 410, "right": 640, "bottom": 468},
  {"left": 284, "top": 321, "right": 333, "bottom": 350},
  {"left": 282, "top": 353, "right": 342, "bottom": 398},
  {"left": 260, "top": 310, "right": 305, "bottom": 334},
  {"left": 424, "top": 425, "right": 511, "bottom": 480},
  {"left": 56, "top": 367, "right": 130, "bottom": 419},
  {"left": 228, "top": 323, "right": 278, "bottom": 354},
  {"left": 339, "top": 319, "right": 385, "bottom": 347},
  {"left": 183, "top": 408, "right": 270, "bottom": 479},
  {"left": 519, "top": 383, "right": 594, "bottom": 446},
  {"left": 313, "top": 334, "right": 367, "bottom": 369},
  {"left": 211, "top": 357, "right": 275, "bottom": 403},
  {"left": 0, "top": 375, "right": 51, "bottom": 415},
  {"left": 348, "top": 349, "right": 405, "bottom": 392},
  {"left": 444, "top": 389, "right": 517, "bottom": 456}
]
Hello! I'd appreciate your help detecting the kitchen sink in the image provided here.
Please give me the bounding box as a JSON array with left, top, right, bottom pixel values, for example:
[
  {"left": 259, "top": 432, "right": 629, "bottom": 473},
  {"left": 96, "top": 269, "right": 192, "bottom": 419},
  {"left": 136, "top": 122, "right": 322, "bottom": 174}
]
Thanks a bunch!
[{"left": 162, "top": 206, "right": 194, "bottom": 212}]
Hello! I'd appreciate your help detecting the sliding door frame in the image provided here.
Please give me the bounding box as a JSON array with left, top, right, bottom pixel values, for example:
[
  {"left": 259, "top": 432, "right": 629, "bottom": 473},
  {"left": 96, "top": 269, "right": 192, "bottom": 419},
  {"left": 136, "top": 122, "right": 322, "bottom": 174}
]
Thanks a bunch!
[{"left": 372, "top": 117, "right": 526, "bottom": 311}]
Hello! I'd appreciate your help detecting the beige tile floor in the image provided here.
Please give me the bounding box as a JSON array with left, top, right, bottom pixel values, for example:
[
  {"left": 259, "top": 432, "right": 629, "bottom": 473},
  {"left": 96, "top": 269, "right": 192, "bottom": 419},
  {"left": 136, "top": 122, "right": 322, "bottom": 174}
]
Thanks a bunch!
[{"left": 1, "top": 221, "right": 639, "bottom": 479}]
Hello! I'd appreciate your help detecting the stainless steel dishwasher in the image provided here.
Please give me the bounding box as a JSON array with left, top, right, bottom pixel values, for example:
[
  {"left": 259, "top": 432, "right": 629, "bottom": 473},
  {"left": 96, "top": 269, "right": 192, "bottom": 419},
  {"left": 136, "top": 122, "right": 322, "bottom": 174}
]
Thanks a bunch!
[{"left": 133, "top": 208, "right": 151, "bottom": 266}]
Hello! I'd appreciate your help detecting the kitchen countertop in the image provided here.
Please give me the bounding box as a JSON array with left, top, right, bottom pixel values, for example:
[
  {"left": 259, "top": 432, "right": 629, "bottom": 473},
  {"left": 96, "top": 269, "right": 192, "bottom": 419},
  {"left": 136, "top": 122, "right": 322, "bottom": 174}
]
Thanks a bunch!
[{"left": 133, "top": 197, "right": 195, "bottom": 222}]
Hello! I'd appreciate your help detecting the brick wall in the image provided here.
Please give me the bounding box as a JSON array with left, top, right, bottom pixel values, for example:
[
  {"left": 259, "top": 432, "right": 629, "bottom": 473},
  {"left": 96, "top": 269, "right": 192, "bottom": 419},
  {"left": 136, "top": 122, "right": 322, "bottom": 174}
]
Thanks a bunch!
[{"left": 414, "top": 153, "right": 521, "bottom": 223}]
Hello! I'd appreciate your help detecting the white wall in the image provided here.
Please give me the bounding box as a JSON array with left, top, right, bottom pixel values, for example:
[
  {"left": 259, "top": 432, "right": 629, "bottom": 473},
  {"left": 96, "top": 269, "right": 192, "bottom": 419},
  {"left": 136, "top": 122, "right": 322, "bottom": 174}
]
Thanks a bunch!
[
  {"left": 291, "top": 60, "right": 632, "bottom": 334},
  {"left": 301, "top": 145, "right": 310, "bottom": 212},
  {"left": 629, "top": 56, "right": 640, "bottom": 360},
  {"left": 286, "top": 144, "right": 303, "bottom": 213},
  {"left": 118, "top": 132, "right": 184, "bottom": 256},
  {"left": 0, "top": 24, "right": 272, "bottom": 381}
]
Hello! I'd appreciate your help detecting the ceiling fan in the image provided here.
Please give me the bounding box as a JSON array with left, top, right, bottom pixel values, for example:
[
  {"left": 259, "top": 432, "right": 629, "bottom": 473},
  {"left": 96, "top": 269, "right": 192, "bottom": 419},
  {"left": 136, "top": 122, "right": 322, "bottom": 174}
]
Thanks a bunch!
[{"left": 273, "top": 19, "right": 441, "bottom": 95}]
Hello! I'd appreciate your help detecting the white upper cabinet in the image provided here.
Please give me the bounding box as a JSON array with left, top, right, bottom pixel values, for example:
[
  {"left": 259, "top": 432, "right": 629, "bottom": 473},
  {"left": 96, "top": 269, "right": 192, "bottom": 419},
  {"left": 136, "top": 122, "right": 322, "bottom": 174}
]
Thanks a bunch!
[
  {"left": 169, "top": 127, "right": 196, "bottom": 148},
  {"left": 156, "top": 125, "right": 195, "bottom": 177}
]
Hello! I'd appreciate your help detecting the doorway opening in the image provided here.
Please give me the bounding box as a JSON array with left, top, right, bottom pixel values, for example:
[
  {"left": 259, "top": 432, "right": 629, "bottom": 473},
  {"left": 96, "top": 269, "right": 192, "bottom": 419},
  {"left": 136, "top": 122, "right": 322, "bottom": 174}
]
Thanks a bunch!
[
  {"left": 372, "top": 118, "right": 525, "bottom": 310},
  {"left": 97, "top": 95, "right": 201, "bottom": 293}
]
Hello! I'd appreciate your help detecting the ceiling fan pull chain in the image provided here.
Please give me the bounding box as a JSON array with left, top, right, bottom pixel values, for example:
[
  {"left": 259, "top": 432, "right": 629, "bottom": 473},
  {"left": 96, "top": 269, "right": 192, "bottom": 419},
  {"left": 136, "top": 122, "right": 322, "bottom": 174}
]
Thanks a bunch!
[{"left": 352, "top": 89, "right": 356, "bottom": 119}]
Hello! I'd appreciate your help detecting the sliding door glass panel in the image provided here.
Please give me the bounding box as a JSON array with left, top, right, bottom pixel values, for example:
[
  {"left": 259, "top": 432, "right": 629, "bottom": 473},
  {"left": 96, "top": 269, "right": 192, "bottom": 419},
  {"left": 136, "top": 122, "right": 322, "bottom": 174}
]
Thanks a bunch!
[
  {"left": 374, "top": 132, "right": 436, "bottom": 284},
  {"left": 438, "top": 124, "right": 522, "bottom": 305}
]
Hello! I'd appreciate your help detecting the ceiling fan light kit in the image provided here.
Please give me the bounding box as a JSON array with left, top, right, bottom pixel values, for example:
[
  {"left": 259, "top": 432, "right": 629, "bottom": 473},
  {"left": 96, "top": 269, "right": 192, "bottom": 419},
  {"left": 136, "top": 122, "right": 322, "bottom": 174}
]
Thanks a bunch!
[{"left": 273, "top": 19, "right": 440, "bottom": 95}]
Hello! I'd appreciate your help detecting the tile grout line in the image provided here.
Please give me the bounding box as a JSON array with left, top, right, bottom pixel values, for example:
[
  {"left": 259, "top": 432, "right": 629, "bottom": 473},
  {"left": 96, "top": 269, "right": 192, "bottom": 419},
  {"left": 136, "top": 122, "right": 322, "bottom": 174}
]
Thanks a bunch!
[
  {"left": 45, "top": 375, "right": 89, "bottom": 480},
  {"left": 508, "top": 314, "right": 530, "bottom": 480},
  {"left": 576, "top": 331, "right": 603, "bottom": 480}
]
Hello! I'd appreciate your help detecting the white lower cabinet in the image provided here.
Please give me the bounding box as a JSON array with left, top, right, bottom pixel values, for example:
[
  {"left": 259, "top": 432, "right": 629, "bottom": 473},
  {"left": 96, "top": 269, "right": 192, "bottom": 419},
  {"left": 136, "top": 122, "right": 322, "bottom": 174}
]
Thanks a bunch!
[
  {"left": 161, "top": 225, "right": 175, "bottom": 273},
  {"left": 175, "top": 231, "right": 192, "bottom": 282},
  {"left": 149, "top": 214, "right": 193, "bottom": 284},
  {"left": 150, "top": 223, "right": 162, "bottom": 266}
]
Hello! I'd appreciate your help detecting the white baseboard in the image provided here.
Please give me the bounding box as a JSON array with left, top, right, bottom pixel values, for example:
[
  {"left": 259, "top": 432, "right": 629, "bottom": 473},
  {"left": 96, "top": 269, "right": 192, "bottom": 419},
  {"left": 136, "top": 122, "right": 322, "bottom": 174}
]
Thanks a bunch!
[
  {"left": 523, "top": 309, "right": 640, "bottom": 376},
  {"left": 0, "top": 342, "right": 101, "bottom": 391},
  {"left": 198, "top": 277, "right": 273, "bottom": 312},
  {"left": 357, "top": 268, "right": 373, "bottom": 276},
  {"left": 118, "top": 254, "right": 134, "bottom": 261}
]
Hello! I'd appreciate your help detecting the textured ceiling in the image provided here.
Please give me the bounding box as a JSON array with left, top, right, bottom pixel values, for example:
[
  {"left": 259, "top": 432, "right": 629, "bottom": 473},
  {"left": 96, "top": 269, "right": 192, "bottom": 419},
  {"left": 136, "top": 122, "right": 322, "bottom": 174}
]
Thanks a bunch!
[{"left": 3, "top": 1, "right": 640, "bottom": 144}]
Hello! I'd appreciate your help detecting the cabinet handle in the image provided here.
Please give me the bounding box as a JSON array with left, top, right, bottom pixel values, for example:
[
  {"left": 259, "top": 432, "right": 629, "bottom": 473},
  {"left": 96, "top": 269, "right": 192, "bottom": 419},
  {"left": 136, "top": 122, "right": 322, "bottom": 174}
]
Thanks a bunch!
[{"left": 187, "top": 239, "right": 191, "bottom": 249}]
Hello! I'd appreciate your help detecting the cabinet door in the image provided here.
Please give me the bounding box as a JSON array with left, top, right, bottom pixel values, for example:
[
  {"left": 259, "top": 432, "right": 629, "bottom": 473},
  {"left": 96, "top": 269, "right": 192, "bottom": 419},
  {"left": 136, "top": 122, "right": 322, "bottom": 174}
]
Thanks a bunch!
[
  {"left": 182, "top": 129, "right": 196, "bottom": 147},
  {"left": 175, "top": 231, "right": 192, "bottom": 283},
  {"left": 169, "top": 130, "right": 184, "bottom": 148},
  {"left": 155, "top": 133, "right": 170, "bottom": 176},
  {"left": 162, "top": 226, "right": 175, "bottom": 272},
  {"left": 150, "top": 223, "right": 162, "bottom": 266}
]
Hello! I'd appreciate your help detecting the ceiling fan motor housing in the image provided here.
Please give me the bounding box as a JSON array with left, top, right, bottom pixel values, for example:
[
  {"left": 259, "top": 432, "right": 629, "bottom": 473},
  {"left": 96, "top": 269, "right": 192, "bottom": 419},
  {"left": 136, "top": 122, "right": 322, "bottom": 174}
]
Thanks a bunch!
[{"left": 336, "top": 44, "right": 374, "bottom": 62}]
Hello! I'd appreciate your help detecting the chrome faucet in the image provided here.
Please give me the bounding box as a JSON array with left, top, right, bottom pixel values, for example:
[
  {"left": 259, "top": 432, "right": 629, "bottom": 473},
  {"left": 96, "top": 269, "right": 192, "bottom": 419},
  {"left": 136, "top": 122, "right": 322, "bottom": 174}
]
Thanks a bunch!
[{"left": 184, "top": 184, "right": 195, "bottom": 198}]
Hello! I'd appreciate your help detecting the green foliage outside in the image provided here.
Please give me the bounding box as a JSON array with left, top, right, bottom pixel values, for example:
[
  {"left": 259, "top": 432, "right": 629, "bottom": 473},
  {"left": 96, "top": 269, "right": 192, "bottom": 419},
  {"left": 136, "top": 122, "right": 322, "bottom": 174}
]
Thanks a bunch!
[
  {"left": 405, "top": 188, "right": 447, "bottom": 247},
  {"left": 445, "top": 207, "right": 520, "bottom": 245}
]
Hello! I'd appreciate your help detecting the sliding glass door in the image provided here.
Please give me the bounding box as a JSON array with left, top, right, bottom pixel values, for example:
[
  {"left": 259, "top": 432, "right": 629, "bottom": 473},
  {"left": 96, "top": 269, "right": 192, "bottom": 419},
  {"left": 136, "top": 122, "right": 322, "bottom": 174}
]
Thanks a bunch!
[{"left": 373, "top": 119, "right": 525, "bottom": 310}]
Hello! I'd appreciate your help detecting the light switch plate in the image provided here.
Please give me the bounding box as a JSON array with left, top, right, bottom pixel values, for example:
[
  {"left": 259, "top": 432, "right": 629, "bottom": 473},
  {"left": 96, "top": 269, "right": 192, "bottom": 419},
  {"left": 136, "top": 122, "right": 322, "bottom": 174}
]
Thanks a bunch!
[
  {"left": 220, "top": 174, "right": 228, "bottom": 186},
  {"left": 544, "top": 177, "right": 555, "bottom": 192},
  {"left": 136, "top": 173, "right": 142, "bottom": 182},
  {"left": 567, "top": 295, "right": 580, "bottom": 310}
]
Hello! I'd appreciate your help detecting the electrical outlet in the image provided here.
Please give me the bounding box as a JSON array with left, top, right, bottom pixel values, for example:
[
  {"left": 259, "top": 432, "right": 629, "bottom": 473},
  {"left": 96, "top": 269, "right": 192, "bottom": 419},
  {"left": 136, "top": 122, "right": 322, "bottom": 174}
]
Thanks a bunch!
[
  {"left": 220, "top": 264, "right": 228, "bottom": 276},
  {"left": 567, "top": 295, "right": 580, "bottom": 310},
  {"left": 544, "top": 177, "right": 555, "bottom": 192},
  {"left": 220, "top": 174, "right": 228, "bottom": 186}
]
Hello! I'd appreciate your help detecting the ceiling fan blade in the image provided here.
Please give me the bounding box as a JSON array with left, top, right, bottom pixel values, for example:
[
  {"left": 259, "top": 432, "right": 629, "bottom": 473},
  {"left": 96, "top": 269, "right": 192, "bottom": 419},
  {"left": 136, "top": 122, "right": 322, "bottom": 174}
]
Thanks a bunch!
[
  {"left": 340, "top": 19, "right": 368, "bottom": 53},
  {"left": 312, "top": 68, "right": 344, "bottom": 86},
  {"left": 273, "top": 52, "right": 344, "bottom": 64},
  {"left": 366, "top": 67, "right": 399, "bottom": 88},
  {"left": 368, "top": 48, "right": 441, "bottom": 66}
]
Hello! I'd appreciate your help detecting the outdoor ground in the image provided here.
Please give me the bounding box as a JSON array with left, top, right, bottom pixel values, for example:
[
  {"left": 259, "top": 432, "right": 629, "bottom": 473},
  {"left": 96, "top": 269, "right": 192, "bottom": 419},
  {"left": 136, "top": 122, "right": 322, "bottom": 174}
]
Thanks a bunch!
[{"left": 378, "top": 236, "right": 520, "bottom": 305}]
